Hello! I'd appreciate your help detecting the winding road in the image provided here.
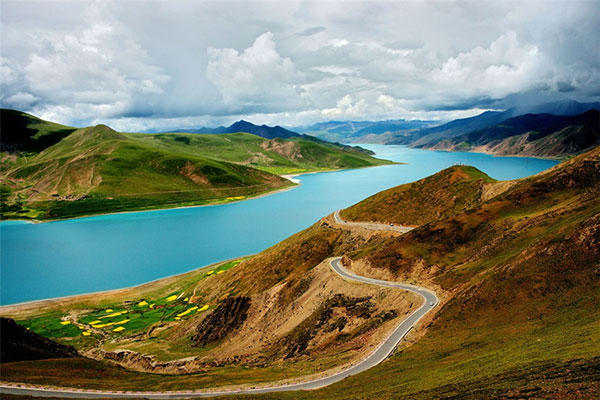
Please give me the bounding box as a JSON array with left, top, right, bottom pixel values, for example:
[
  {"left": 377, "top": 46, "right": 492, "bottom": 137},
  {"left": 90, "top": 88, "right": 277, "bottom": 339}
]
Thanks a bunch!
[
  {"left": 1, "top": 212, "right": 437, "bottom": 399},
  {"left": 333, "top": 210, "right": 414, "bottom": 233}
]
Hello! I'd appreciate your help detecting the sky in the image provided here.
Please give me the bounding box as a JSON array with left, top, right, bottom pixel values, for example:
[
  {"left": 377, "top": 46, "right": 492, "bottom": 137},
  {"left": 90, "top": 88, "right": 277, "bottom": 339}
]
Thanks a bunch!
[{"left": 1, "top": 1, "right": 599, "bottom": 132}]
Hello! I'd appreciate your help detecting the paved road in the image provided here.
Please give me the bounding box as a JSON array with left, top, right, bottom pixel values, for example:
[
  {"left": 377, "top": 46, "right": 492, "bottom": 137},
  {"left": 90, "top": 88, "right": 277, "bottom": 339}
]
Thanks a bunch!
[
  {"left": 1, "top": 217, "right": 437, "bottom": 399},
  {"left": 333, "top": 210, "right": 414, "bottom": 233}
]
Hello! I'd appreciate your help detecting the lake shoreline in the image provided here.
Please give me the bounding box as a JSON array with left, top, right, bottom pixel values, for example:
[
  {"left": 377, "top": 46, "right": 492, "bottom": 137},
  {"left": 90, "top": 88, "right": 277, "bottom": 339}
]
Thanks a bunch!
[
  {"left": 1, "top": 146, "right": 558, "bottom": 305},
  {"left": 0, "top": 164, "right": 394, "bottom": 225},
  {"left": 0, "top": 254, "right": 255, "bottom": 313},
  {"left": 0, "top": 181, "right": 298, "bottom": 225}
]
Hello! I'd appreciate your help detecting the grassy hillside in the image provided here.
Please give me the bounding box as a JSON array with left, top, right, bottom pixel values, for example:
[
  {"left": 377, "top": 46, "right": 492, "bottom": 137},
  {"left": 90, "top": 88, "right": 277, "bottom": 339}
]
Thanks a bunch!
[
  {"left": 340, "top": 165, "right": 496, "bottom": 226},
  {"left": 2, "top": 146, "right": 597, "bottom": 398},
  {"left": 1, "top": 125, "right": 291, "bottom": 220},
  {"left": 0, "top": 111, "right": 391, "bottom": 220},
  {"left": 136, "top": 130, "right": 390, "bottom": 175},
  {"left": 319, "top": 147, "right": 600, "bottom": 399}
]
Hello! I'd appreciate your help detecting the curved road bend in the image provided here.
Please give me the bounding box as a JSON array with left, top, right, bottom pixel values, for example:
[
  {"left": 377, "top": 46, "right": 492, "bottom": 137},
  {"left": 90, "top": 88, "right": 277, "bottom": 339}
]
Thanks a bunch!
[
  {"left": 333, "top": 210, "right": 414, "bottom": 233},
  {"left": 1, "top": 215, "right": 437, "bottom": 399}
]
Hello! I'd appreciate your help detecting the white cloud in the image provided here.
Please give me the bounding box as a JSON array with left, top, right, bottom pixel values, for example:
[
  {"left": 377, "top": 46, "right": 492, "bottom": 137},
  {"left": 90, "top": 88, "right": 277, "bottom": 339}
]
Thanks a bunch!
[
  {"left": 322, "top": 95, "right": 369, "bottom": 118},
  {"left": 319, "top": 93, "right": 493, "bottom": 123},
  {"left": 1, "top": 5, "right": 170, "bottom": 122},
  {"left": 0, "top": 1, "right": 598, "bottom": 129},
  {"left": 312, "top": 65, "right": 357, "bottom": 76},
  {"left": 0, "top": 57, "right": 19, "bottom": 86},
  {"left": 376, "top": 94, "right": 404, "bottom": 111},
  {"left": 22, "top": 21, "right": 170, "bottom": 118},
  {"left": 206, "top": 32, "right": 304, "bottom": 109},
  {"left": 327, "top": 38, "right": 349, "bottom": 47},
  {"left": 431, "top": 31, "right": 545, "bottom": 99}
]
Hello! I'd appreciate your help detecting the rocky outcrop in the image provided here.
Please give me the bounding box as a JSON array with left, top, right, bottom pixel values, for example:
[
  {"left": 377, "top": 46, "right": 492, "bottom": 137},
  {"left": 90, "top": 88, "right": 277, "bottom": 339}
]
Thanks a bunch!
[
  {"left": 91, "top": 348, "right": 251, "bottom": 374},
  {"left": 281, "top": 294, "right": 377, "bottom": 358},
  {"left": 192, "top": 296, "right": 251, "bottom": 347}
]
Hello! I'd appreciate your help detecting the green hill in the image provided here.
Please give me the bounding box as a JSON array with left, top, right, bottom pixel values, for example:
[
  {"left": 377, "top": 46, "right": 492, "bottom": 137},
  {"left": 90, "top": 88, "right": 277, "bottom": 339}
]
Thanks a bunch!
[
  {"left": 137, "top": 130, "right": 389, "bottom": 175},
  {"left": 0, "top": 111, "right": 391, "bottom": 220}
]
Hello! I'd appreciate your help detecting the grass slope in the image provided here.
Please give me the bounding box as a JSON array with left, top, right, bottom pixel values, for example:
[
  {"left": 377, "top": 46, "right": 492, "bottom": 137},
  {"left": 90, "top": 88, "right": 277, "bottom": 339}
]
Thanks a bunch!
[
  {"left": 135, "top": 130, "right": 390, "bottom": 175},
  {"left": 1, "top": 111, "right": 391, "bottom": 220},
  {"left": 340, "top": 165, "right": 496, "bottom": 226},
  {"left": 1, "top": 125, "right": 290, "bottom": 220}
]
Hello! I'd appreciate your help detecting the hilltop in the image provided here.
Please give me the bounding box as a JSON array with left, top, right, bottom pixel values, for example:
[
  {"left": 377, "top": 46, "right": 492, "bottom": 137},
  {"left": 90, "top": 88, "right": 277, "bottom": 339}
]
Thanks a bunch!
[
  {"left": 0, "top": 109, "right": 76, "bottom": 152},
  {"left": 0, "top": 110, "right": 391, "bottom": 220},
  {"left": 168, "top": 119, "right": 300, "bottom": 139},
  {"left": 340, "top": 165, "right": 496, "bottom": 226},
  {"left": 1, "top": 145, "right": 598, "bottom": 398}
]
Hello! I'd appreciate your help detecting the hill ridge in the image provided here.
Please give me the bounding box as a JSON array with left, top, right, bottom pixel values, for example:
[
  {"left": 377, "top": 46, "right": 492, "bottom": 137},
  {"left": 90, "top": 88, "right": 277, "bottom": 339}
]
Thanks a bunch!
[{"left": 167, "top": 119, "right": 300, "bottom": 139}]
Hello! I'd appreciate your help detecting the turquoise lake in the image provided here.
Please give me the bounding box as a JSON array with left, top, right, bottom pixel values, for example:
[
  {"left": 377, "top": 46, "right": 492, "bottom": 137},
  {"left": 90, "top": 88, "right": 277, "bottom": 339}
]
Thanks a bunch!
[{"left": 0, "top": 145, "right": 558, "bottom": 305}]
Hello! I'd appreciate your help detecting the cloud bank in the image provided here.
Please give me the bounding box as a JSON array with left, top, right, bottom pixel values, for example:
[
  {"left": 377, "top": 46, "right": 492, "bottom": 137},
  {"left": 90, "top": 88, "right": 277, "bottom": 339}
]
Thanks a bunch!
[{"left": 1, "top": 1, "right": 598, "bottom": 131}]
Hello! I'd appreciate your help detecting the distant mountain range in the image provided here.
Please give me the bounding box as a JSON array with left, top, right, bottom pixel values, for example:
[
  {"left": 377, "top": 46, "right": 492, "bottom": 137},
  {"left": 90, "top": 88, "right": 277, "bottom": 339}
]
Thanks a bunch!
[
  {"left": 293, "top": 119, "right": 435, "bottom": 143},
  {"left": 420, "top": 109, "right": 600, "bottom": 158},
  {"left": 160, "top": 100, "right": 599, "bottom": 158},
  {"left": 292, "top": 100, "right": 600, "bottom": 158},
  {"left": 167, "top": 120, "right": 300, "bottom": 139},
  {"left": 402, "top": 100, "right": 600, "bottom": 148},
  {"left": 402, "top": 101, "right": 600, "bottom": 158}
]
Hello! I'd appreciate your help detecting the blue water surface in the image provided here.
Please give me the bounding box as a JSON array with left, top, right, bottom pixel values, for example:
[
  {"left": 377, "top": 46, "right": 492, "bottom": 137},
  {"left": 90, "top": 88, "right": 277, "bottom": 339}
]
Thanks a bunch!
[{"left": 0, "top": 146, "right": 558, "bottom": 304}]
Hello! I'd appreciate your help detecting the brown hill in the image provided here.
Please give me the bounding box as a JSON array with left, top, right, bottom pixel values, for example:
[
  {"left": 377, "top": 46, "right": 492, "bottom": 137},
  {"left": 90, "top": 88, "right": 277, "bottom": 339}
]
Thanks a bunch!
[
  {"left": 340, "top": 165, "right": 498, "bottom": 226},
  {"left": 0, "top": 317, "right": 79, "bottom": 363},
  {"left": 324, "top": 146, "right": 600, "bottom": 398}
]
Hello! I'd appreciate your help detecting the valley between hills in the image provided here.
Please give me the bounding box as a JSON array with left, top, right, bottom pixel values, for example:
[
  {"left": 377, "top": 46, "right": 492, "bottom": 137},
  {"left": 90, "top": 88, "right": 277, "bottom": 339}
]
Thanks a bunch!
[{"left": 1, "top": 145, "right": 598, "bottom": 399}]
